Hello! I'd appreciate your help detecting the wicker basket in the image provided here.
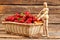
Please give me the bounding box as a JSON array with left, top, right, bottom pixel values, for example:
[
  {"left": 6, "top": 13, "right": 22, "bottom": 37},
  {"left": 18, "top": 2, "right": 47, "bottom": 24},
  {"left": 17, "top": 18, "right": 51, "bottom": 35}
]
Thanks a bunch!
[
  {"left": 2, "top": 22, "right": 44, "bottom": 37},
  {"left": 2, "top": 2, "right": 49, "bottom": 38}
]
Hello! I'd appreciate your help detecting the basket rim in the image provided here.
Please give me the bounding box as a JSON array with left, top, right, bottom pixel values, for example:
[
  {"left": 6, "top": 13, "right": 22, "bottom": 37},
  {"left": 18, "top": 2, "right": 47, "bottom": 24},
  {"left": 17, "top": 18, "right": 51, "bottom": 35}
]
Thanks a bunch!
[{"left": 2, "top": 21, "right": 43, "bottom": 26}]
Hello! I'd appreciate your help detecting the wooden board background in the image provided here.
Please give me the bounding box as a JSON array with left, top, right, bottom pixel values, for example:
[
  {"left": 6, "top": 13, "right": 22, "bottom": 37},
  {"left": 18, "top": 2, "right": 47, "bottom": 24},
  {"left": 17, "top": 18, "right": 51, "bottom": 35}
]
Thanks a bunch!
[
  {"left": 0, "top": 0, "right": 60, "bottom": 39},
  {"left": 0, "top": 0, "right": 60, "bottom": 5}
]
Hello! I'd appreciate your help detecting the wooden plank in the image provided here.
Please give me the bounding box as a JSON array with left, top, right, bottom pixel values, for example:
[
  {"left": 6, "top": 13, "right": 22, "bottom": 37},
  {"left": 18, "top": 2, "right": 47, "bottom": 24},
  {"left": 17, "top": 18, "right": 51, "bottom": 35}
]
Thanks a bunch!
[
  {"left": 0, "top": 0, "right": 21, "bottom": 4},
  {"left": 0, "top": 24, "right": 3, "bottom": 28},
  {"left": 48, "top": 24, "right": 60, "bottom": 39},
  {"left": 0, "top": 5, "right": 60, "bottom": 14},
  {"left": 49, "top": 14, "right": 60, "bottom": 23},
  {"left": 0, "top": 39, "right": 59, "bottom": 40},
  {"left": 36, "top": 0, "right": 60, "bottom": 5},
  {"left": 0, "top": 0, "right": 60, "bottom": 5},
  {"left": 0, "top": 28, "right": 5, "bottom": 31},
  {"left": 48, "top": 24, "right": 60, "bottom": 35},
  {"left": 0, "top": 33, "right": 28, "bottom": 39}
]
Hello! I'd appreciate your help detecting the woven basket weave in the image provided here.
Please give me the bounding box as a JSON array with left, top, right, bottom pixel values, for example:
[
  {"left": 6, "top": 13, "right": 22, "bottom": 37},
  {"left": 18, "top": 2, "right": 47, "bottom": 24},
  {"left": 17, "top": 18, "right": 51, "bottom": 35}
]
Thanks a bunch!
[
  {"left": 2, "top": 2, "right": 49, "bottom": 38},
  {"left": 2, "top": 22, "right": 43, "bottom": 37}
]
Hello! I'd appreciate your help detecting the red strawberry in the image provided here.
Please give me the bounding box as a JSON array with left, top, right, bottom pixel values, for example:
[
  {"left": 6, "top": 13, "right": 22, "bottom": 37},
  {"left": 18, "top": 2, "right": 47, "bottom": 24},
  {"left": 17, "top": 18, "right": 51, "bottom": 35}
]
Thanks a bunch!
[
  {"left": 28, "top": 18, "right": 32, "bottom": 21},
  {"left": 19, "top": 20, "right": 25, "bottom": 23},
  {"left": 24, "top": 11, "right": 30, "bottom": 17},
  {"left": 9, "top": 16, "right": 15, "bottom": 21},
  {"left": 5, "top": 17, "right": 10, "bottom": 21},
  {"left": 5, "top": 18, "right": 9, "bottom": 21},
  {"left": 14, "top": 20, "right": 18, "bottom": 22},
  {"left": 32, "top": 16, "right": 37, "bottom": 21},
  {"left": 24, "top": 11, "right": 30, "bottom": 15},
  {"left": 25, "top": 18, "right": 32, "bottom": 23},
  {"left": 15, "top": 12, "right": 20, "bottom": 17},
  {"left": 15, "top": 16, "right": 20, "bottom": 20},
  {"left": 5, "top": 16, "right": 14, "bottom": 21},
  {"left": 26, "top": 21, "right": 31, "bottom": 23},
  {"left": 39, "top": 18, "right": 44, "bottom": 22},
  {"left": 28, "top": 14, "right": 33, "bottom": 18},
  {"left": 39, "top": 18, "right": 43, "bottom": 21},
  {"left": 25, "top": 19, "right": 31, "bottom": 23},
  {"left": 11, "top": 17, "right": 15, "bottom": 21},
  {"left": 19, "top": 15, "right": 23, "bottom": 18},
  {"left": 14, "top": 13, "right": 23, "bottom": 18},
  {"left": 21, "top": 16, "right": 28, "bottom": 21}
]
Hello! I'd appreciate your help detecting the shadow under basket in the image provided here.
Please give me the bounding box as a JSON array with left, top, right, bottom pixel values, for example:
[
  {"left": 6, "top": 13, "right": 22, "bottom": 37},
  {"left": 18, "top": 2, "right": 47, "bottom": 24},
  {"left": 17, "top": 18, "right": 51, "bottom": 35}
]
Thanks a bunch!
[{"left": 2, "top": 21, "right": 46, "bottom": 38}]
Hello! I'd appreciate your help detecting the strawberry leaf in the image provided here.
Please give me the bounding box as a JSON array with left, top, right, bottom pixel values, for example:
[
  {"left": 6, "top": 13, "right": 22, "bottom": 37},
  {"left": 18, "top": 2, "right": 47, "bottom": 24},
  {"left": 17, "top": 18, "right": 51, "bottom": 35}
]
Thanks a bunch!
[
  {"left": 20, "top": 13, "right": 25, "bottom": 16},
  {"left": 18, "top": 18, "right": 22, "bottom": 20}
]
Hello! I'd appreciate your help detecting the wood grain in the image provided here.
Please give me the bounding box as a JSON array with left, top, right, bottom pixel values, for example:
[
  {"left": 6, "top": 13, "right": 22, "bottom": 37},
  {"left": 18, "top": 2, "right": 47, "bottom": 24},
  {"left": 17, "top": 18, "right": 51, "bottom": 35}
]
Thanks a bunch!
[
  {"left": 0, "top": 39, "right": 59, "bottom": 40},
  {"left": 0, "top": 33, "right": 28, "bottom": 39},
  {"left": 0, "top": 0, "right": 60, "bottom": 5},
  {"left": 49, "top": 14, "right": 60, "bottom": 23},
  {"left": 0, "top": 5, "right": 60, "bottom": 14}
]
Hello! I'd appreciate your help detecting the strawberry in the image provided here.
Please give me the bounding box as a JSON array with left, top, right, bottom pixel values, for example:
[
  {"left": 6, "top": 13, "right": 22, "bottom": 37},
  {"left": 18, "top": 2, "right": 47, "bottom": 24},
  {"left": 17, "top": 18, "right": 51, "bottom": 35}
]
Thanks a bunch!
[
  {"left": 32, "top": 16, "right": 37, "bottom": 21},
  {"left": 39, "top": 18, "right": 43, "bottom": 21},
  {"left": 28, "top": 14, "right": 33, "bottom": 18},
  {"left": 25, "top": 18, "right": 32, "bottom": 23},
  {"left": 19, "top": 15, "right": 23, "bottom": 18},
  {"left": 26, "top": 21, "right": 31, "bottom": 23},
  {"left": 25, "top": 19, "right": 31, "bottom": 23},
  {"left": 14, "top": 20, "right": 18, "bottom": 22},
  {"left": 39, "top": 18, "right": 44, "bottom": 22},
  {"left": 6, "top": 16, "right": 15, "bottom": 21},
  {"left": 24, "top": 11, "right": 30, "bottom": 15},
  {"left": 19, "top": 16, "right": 26, "bottom": 23},
  {"left": 15, "top": 12, "right": 20, "bottom": 17},
  {"left": 24, "top": 11, "right": 30, "bottom": 17},
  {"left": 22, "top": 17, "right": 26, "bottom": 21},
  {"left": 28, "top": 18, "right": 32, "bottom": 21},
  {"left": 11, "top": 17, "right": 15, "bottom": 21},
  {"left": 15, "top": 16, "right": 20, "bottom": 20},
  {"left": 5, "top": 18, "right": 9, "bottom": 21},
  {"left": 19, "top": 20, "right": 25, "bottom": 23},
  {"left": 21, "top": 15, "right": 28, "bottom": 21},
  {"left": 10, "top": 16, "right": 15, "bottom": 21},
  {"left": 14, "top": 13, "right": 24, "bottom": 18}
]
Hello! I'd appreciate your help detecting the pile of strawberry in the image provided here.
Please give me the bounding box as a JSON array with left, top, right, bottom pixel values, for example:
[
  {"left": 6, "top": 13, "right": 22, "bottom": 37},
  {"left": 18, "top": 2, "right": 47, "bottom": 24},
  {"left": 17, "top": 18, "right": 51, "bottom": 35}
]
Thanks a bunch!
[{"left": 5, "top": 11, "right": 42, "bottom": 23}]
